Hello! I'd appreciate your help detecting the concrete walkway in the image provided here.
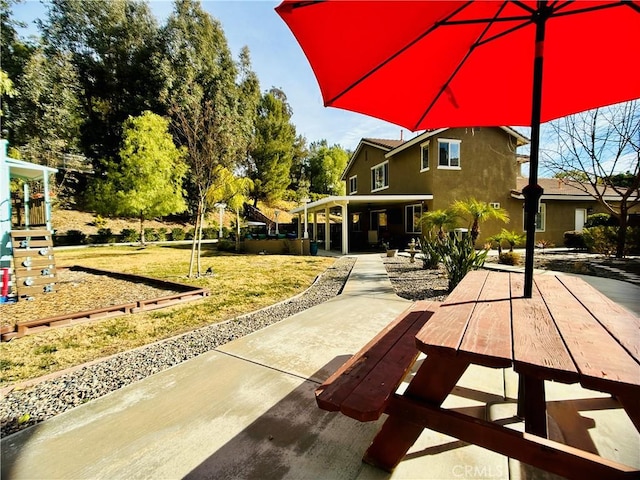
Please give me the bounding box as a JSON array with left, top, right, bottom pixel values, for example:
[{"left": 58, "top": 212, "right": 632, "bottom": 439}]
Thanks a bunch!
[{"left": 2, "top": 254, "right": 639, "bottom": 479}]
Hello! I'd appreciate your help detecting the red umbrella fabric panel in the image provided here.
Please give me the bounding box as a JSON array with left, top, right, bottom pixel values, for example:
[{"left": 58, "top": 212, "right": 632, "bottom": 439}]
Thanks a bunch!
[{"left": 277, "top": 1, "right": 640, "bottom": 131}]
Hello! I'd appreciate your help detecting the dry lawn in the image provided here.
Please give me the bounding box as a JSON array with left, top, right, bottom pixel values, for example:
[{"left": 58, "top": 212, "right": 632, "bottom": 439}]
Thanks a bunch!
[{"left": 0, "top": 245, "right": 334, "bottom": 385}]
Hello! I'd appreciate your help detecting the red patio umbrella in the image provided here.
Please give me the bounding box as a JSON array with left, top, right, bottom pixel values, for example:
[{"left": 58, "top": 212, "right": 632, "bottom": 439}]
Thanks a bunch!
[{"left": 276, "top": 0, "right": 640, "bottom": 297}]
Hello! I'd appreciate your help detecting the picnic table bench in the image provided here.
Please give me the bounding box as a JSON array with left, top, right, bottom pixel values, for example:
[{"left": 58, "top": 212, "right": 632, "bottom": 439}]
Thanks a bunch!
[{"left": 316, "top": 270, "right": 640, "bottom": 479}]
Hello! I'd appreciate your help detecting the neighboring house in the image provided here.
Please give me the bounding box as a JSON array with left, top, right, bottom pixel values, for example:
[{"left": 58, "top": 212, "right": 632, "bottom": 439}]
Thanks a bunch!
[{"left": 290, "top": 126, "right": 638, "bottom": 254}]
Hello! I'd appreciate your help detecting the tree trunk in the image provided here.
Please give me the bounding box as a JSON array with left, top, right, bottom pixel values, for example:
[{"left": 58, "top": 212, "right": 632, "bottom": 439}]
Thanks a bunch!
[
  {"left": 236, "top": 209, "right": 241, "bottom": 251},
  {"left": 188, "top": 202, "right": 202, "bottom": 277},
  {"left": 471, "top": 219, "right": 480, "bottom": 244},
  {"left": 139, "top": 215, "right": 145, "bottom": 245},
  {"left": 616, "top": 210, "right": 628, "bottom": 258},
  {"left": 196, "top": 207, "right": 205, "bottom": 276}
]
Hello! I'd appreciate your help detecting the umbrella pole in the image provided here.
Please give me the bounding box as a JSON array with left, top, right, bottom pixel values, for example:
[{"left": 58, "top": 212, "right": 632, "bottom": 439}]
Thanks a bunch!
[{"left": 522, "top": 3, "right": 548, "bottom": 298}]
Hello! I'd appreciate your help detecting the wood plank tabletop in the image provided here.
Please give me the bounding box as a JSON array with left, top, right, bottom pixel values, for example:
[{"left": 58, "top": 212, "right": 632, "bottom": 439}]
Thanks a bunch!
[{"left": 415, "top": 271, "right": 640, "bottom": 396}]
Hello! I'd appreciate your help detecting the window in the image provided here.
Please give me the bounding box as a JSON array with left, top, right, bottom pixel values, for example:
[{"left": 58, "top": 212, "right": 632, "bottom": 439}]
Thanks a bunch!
[
  {"left": 525, "top": 203, "right": 546, "bottom": 232},
  {"left": 405, "top": 204, "right": 423, "bottom": 234},
  {"left": 438, "top": 139, "right": 461, "bottom": 168},
  {"left": 535, "top": 203, "right": 546, "bottom": 232},
  {"left": 420, "top": 142, "right": 430, "bottom": 171},
  {"left": 371, "top": 161, "right": 389, "bottom": 192},
  {"left": 349, "top": 175, "right": 357, "bottom": 195}
]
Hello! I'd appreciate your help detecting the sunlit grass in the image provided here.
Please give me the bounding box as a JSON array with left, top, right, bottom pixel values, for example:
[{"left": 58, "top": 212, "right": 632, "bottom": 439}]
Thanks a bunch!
[{"left": 0, "top": 245, "right": 334, "bottom": 385}]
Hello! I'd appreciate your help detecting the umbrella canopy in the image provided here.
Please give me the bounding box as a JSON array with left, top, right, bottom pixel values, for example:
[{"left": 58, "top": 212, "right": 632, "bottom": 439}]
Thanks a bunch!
[{"left": 276, "top": 0, "right": 640, "bottom": 296}]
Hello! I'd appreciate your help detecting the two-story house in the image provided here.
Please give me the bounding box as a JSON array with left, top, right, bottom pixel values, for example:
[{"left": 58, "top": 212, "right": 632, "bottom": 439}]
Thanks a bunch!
[{"left": 291, "top": 126, "right": 636, "bottom": 254}]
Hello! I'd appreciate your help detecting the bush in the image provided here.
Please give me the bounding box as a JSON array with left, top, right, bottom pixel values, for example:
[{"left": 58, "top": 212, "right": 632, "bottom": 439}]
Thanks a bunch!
[
  {"left": 143, "top": 228, "right": 159, "bottom": 242},
  {"left": 156, "top": 227, "right": 168, "bottom": 241},
  {"left": 92, "top": 214, "right": 107, "bottom": 229},
  {"left": 201, "top": 227, "right": 218, "bottom": 239},
  {"left": 171, "top": 227, "right": 185, "bottom": 241},
  {"left": 498, "top": 251, "right": 521, "bottom": 265},
  {"left": 583, "top": 226, "right": 619, "bottom": 255},
  {"left": 121, "top": 228, "right": 140, "bottom": 243},
  {"left": 65, "top": 230, "right": 87, "bottom": 245},
  {"left": 584, "top": 213, "right": 617, "bottom": 228},
  {"left": 95, "top": 228, "right": 115, "bottom": 244},
  {"left": 420, "top": 235, "right": 441, "bottom": 269},
  {"left": 434, "top": 234, "right": 488, "bottom": 292},
  {"left": 217, "top": 239, "right": 236, "bottom": 252},
  {"left": 563, "top": 230, "right": 587, "bottom": 250}
]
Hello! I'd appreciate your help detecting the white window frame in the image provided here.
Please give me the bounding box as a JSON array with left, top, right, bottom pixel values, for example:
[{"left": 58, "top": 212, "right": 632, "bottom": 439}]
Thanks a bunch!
[
  {"left": 420, "top": 141, "right": 430, "bottom": 172},
  {"left": 437, "top": 139, "right": 461, "bottom": 170},
  {"left": 371, "top": 161, "right": 389, "bottom": 192},
  {"left": 405, "top": 204, "right": 423, "bottom": 234},
  {"left": 349, "top": 175, "right": 357, "bottom": 195},
  {"left": 524, "top": 203, "right": 546, "bottom": 232}
]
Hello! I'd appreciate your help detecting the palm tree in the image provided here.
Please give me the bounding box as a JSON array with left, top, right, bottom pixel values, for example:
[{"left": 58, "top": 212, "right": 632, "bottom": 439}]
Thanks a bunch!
[
  {"left": 420, "top": 209, "right": 458, "bottom": 239},
  {"left": 451, "top": 198, "right": 509, "bottom": 244}
]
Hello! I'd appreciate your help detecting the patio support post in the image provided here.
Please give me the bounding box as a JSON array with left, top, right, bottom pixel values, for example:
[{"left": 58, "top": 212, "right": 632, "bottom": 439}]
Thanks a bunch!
[
  {"left": 325, "top": 206, "right": 330, "bottom": 251},
  {"left": 341, "top": 203, "right": 348, "bottom": 254},
  {"left": 43, "top": 171, "right": 52, "bottom": 232},
  {"left": 23, "top": 182, "right": 30, "bottom": 229},
  {"left": 297, "top": 213, "right": 302, "bottom": 238},
  {"left": 313, "top": 212, "right": 318, "bottom": 241}
]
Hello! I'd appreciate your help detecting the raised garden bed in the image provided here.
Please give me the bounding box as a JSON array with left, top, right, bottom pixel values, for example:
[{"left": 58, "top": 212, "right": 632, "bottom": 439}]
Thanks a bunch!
[{"left": 0, "top": 266, "right": 209, "bottom": 341}]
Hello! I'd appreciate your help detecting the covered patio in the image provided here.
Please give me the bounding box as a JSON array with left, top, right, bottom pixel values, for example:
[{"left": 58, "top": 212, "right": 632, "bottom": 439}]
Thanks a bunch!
[{"left": 290, "top": 195, "right": 432, "bottom": 254}]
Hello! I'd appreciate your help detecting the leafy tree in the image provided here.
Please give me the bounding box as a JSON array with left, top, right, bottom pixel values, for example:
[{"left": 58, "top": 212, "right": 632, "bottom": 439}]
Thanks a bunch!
[
  {"left": 40, "top": 0, "right": 165, "bottom": 170},
  {"left": 164, "top": 0, "right": 259, "bottom": 276},
  {"left": 451, "top": 198, "right": 509, "bottom": 245},
  {"left": 542, "top": 100, "right": 639, "bottom": 257},
  {"left": 10, "top": 48, "right": 83, "bottom": 166},
  {"left": 307, "top": 140, "right": 349, "bottom": 195},
  {"left": 249, "top": 87, "right": 297, "bottom": 205},
  {"left": 88, "top": 111, "right": 187, "bottom": 244},
  {"left": 1, "top": 0, "right": 35, "bottom": 134}
]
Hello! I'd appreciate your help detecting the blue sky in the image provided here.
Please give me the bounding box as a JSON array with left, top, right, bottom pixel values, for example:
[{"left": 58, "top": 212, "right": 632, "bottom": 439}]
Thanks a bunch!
[{"left": 12, "top": 0, "right": 406, "bottom": 152}]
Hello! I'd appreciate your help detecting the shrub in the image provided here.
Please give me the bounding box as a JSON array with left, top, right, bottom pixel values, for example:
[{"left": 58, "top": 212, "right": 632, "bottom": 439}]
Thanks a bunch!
[
  {"left": 92, "top": 214, "right": 107, "bottom": 229},
  {"left": 171, "top": 227, "right": 185, "bottom": 241},
  {"left": 584, "top": 213, "right": 617, "bottom": 228},
  {"left": 95, "top": 228, "right": 115, "bottom": 244},
  {"left": 156, "top": 227, "right": 168, "bottom": 241},
  {"left": 217, "top": 239, "right": 236, "bottom": 252},
  {"left": 65, "top": 230, "right": 87, "bottom": 245},
  {"left": 121, "top": 228, "right": 140, "bottom": 243},
  {"left": 498, "top": 251, "right": 521, "bottom": 265},
  {"left": 434, "top": 234, "right": 488, "bottom": 292},
  {"left": 144, "top": 228, "right": 159, "bottom": 242},
  {"left": 420, "top": 234, "right": 441, "bottom": 269},
  {"left": 583, "top": 226, "right": 619, "bottom": 255},
  {"left": 201, "top": 227, "right": 218, "bottom": 239},
  {"left": 563, "top": 230, "right": 587, "bottom": 250}
]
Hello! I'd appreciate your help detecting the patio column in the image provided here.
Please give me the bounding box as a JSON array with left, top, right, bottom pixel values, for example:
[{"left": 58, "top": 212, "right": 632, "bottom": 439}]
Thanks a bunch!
[
  {"left": 297, "top": 213, "right": 302, "bottom": 238},
  {"left": 43, "top": 170, "right": 52, "bottom": 232},
  {"left": 340, "top": 203, "right": 348, "bottom": 254},
  {"left": 313, "top": 212, "right": 318, "bottom": 241},
  {"left": 23, "top": 182, "right": 30, "bottom": 229},
  {"left": 324, "top": 206, "right": 330, "bottom": 250}
]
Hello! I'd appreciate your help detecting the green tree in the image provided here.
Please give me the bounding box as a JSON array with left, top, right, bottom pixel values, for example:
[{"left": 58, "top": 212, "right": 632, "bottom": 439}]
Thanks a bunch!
[
  {"left": 41, "top": 0, "right": 165, "bottom": 170},
  {"left": 307, "top": 140, "right": 349, "bottom": 195},
  {"left": 164, "top": 0, "right": 259, "bottom": 276},
  {"left": 88, "top": 111, "right": 187, "bottom": 244},
  {"left": 542, "top": 101, "right": 639, "bottom": 257},
  {"left": 10, "top": 48, "right": 83, "bottom": 166},
  {"left": 249, "top": 87, "right": 297, "bottom": 205},
  {"left": 451, "top": 198, "right": 510, "bottom": 245}
]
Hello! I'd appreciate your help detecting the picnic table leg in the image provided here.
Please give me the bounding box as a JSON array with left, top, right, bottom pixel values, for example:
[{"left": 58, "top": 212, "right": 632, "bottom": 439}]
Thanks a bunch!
[
  {"left": 521, "top": 375, "right": 547, "bottom": 437},
  {"left": 363, "top": 355, "right": 469, "bottom": 472},
  {"left": 615, "top": 394, "right": 640, "bottom": 432}
]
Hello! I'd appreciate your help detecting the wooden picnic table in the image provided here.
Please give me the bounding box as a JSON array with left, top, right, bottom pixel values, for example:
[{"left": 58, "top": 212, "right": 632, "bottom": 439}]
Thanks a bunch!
[{"left": 318, "top": 270, "right": 640, "bottom": 479}]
